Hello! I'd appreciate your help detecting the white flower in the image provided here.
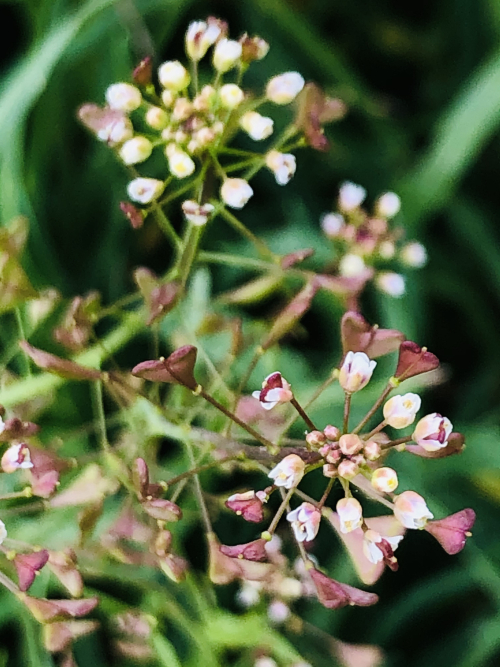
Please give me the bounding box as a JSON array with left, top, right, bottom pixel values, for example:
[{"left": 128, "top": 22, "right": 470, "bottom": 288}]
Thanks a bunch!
[
  {"left": 186, "top": 20, "right": 222, "bottom": 61},
  {"left": 268, "top": 454, "right": 305, "bottom": 489},
  {"left": 255, "top": 658, "right": 278, "bottom": 667},
  {"left": 336, "top": 497, "right": 363, "bottom": 533},
  {"left": 181, "top": 200, "right": 214, "bottom": 226},
  {"left": 166, "top": 144, "right": 196, "bottom": 178},
  {"left": 378, "top": 240, "right": 396, "bottom": 259},
  {"left": 220, "top": 178, "right": 253, "bottom": 209},
  {"left": 252, "top": 371, "right": 293, "bottom": 410},
  {"left": 127, "top": 178, "right": 164, "bottom": 204},
  {"left": 266, "top": 72, "right": 305, "bottom": 104},
  {"left": 371, "top": 467, "right": 399, "bottom": 493},
  {"left": 1, "top": 443, "right": 33, "bottom": 474},
  {"left": 383, "top": 393, "right": 421, "bottom": 429},
  {"left": 286, "top": 502, "right": 321, "bottom": 542},
  {"left": 338, "top": 253, "right": 366, "bottom": 278},
  {"left": 362, "top": 529, "right": 403, "bottom": 564},
  {"left": 105, "top": 83, "right": 142, "bottom": 111},
  {"left": 219, "top": 84, "right": 244, "bottom": 109},
  {"left": 412, "top": 412, "right": 453, "bottom": 452},
  {"left": 158, "top": 61, "right": 190, "bottom": 91},
  {"left": 161, "top": 89, "right": 175, "bottom": 108},
  {"left": 193, "top": 85, "right": 216, "bottom": 112},
  {"left": 0, "top": 520, "right": 6, "bottom": 545},
  {"left": 213, "top": 39, "right": 242, "bottom": 72},
  {"left": 376, "top": 271, "right": 406, "bottom": 297},
  {"left": 119, "top": 137, "right": 153, "bottom": 165},
  {"left": 97, "top": 117, "right": 133, "bottom": 145},
  {"left": 321, "top": 212, "right": 344, "bottom": 238},
  {"left": 237, "top": 581, "right": 261, "bottom": 607},
  {"left": 401, "top": 242, "right": 427, "bottom": 268},
  {"left": 338, "top": 181, "right": 366, "bottom": 212},
  {"left": 394, "top": 490, "right": 433, "bottom": 529},
  {"left": 145, "top": 106, "right": 168, "bottom": 130},
  {"left": 0, "top": 417, "right": 4, "bottom": 434},
  {"left": 375, "top": 192, "right": 401, "bottom": 218},
  {"left": 240, "top": 111, "right": 274, "bottom": 141},
  {"left": 339, "top": 351, "right": 376, "bottom": 393},
  {"left": 265, "top": 151, "right": 296, "bottom": 185},
  {"left": 267, "top": 600, "right": 290, "bottom": 623}
]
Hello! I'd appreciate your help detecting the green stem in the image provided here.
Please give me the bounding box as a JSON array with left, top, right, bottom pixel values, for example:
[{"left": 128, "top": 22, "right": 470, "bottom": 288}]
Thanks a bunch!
[
  {"left": 266, "top": 486, "right": 295, "bottom": 535},
  {"left": 185, "top": 440, "right": 212, "bottom": 533},
  {"left": 166, "top": 455, "right": 241, "bottom": 487},
  {"left": 351, "top": 383, "right": 393, "bottom": 434},
  {"left": 15, "top": 308, "right": 31, "bottom": 377},
  {"left": 91, "top": 380, "right": 110, "bottom": 452},
  {"left": 151, "top": 202, "right": 182, "bottom": 251},
  {"left": 218, "top": 207, "right": 276, "bottom": 260}
]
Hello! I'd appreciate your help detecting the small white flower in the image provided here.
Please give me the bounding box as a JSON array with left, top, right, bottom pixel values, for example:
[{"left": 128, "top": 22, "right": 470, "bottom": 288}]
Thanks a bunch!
[
  {"left": 400, "top": 241, "right": 427, "bottom": 268},
  {"left": 193, "top": 85, "right": 216, "bottom": 112},
  {"left": 267, "top": 600, "right": 290, "bottom": 623},
  {"left": 254, "top": 658, "right": 278, "bottom": 667},
  {"left": 145, "top": 106, "right": 168, "bottom": 130},
  {"left": 266, "top": 72, "right": 305, "bottom": 104},
  {"left": 240, "top": 111, "right": 274, "bottom": 141},
  {"left": 0, "top": 520, "right": 6, "bottom": 545},
  {"left": 252, "top": 372, "right": 293, "bottom": 410},
  {"left": 336, "top": 497, "right": 363, "bottom": 533},
  {"left": 321, "top": 212, "right": 344, "bottom": 238},
  {"left": 412, "top": 413, "right": 453, "bottom": 452},
  {"left": 166, "top": 144, "right": 196, "bottom": 179},
  {"left": 338, "top": 253, "right": 366, "bottom": 278},
  {"left": 185, "top": 20, "right": 222, "bottom": 61},
  {"left": 383, "top": 393, "right": 421, "bottom": 429},
  {"left": 97, "top": 117, "right": 133, "bottom": 145},
  {"left": 172, "top": 98, "right": 193, "bottom": 122},
  {"left": 213, "top": 38, "right": 242, "bottom": 72},
  {"left": 339, "top": 351, "right": 376, "bottom": 393},
  {"left": 194, "top": 127, "right": 216, "bottom": 148},
  {"left": 158, "top": 61, "right": 190, "bottom": 91},
  {"left": 378, "top": 240, "right": 396, "bottom": 259},
  {"left": 1, "top": 443, "right": 33, "bottom": 474},
  {"left": 181, "top": 200, "right": 214, "bottom": 226},
  {"left": 268, "top": 454, "right": 305, "bottom": 489},
  {"left": 119, "top": 136, "right": 153, "bottom": 165},
  {"left": 376, "top": 271, "right": 406, "bottom": 297},
  {"left": 220, "top": 178, "right": 253, "bottom": 209},
  {"left": 265, "top": 150, "right": 296, "bottom": 185},
  {"left": 338, "top": 181, "right": 366, "bottom": 212},
  {"left": 219, "top": 84, "right": 244, "bottom": 109},
  {"left": 394, "top": 490, "right": 433, "bottom": 529},
  {"left": 371, "top": 467, "right": 399, "bottom": 493},
  {"left": 362, "top": 529, "right": 403, "bottom": 564},
  {"left": 161, "top": 89, "right": 175, "bottom": 108},
  {"left": 375, "top": 192, "right": 401, "bottom": 218},
  {"left": 286, "top": 502, "right": 321, "bottom": 542},
  {"left": 127, "top": 178, "right": 165, "bottom": 204},
  {"left": 105, "top": 83, "right": 142, "bottom": 112},
  {"left": 237, "top": 581, "right": 261, "bottom": 607}
]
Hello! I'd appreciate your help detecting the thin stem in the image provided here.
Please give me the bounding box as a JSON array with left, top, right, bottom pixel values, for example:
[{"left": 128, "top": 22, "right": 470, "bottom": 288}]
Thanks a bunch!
[
  {"left": 151, "top": 202, "right": 182, "bottom": 251},
  {"left": 166, "top": 455, "right": 241, "bottom": 486},
  {"left": 279, "top": 371, "right": 339, "bottom": 438},
  {"left": 0, "top": 488, "right": 32, "bottom": 501},
  {"left": 185, "top": 440, "right": 213, "bottom": 534},
  {"left": 290, "top": 397, "right": 317, "bottom": 432},
  {"left": 351, "top": 383, "right": 393, "bottom": 434},
  {"left": 192, "top": 61, "right": 199, "bottom": 95},
  {"left": 15, "top": 308, "right": 31, "bottom": 377},
  {"left": 364, "top": 419, "right": 387, "bottom": 440},
  {"left": 224, "top": 346, "right": 264, "bottom": 437},
  {"left": 0, "top": 570, "right": 19, "bottom": 594},
  {"left": 178, "top": 223, "right": 204, "bottom": 289},
  {"left": 266, "top": 486, "right": 295, "bottom": 535},
  {"left": 199, "top": 251, "right": 277, "bottom": 272},
  {"left": 218, "top": 207, "right": 276, "bottom": 260},
  {"left": 244, "top": 124, "right": 298, "bottom": 181},
  {"left": 381, "top": 435, "right": 412, "bottom": 450},
  {"left": 343, "top": 393, "right": 351, "bottom": 433},
  {"left": 317, "top": 478, "right": 335, "bottom": 509},
  {"left": 91, "top": 380, "right": 110, "bottom": 452}
]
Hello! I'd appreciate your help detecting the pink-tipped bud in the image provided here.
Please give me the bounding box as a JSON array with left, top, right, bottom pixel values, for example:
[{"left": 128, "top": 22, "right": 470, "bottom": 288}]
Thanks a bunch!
[
  {"left": 339, "top": 434, "right": 363, "bottom": 456},
  {"left": 324, "top": 425, "right": 341, "bottom": 441},
  {"left": 14, "top": 550, "right": 49, "bottom": 591},
  {"left": 338, "top": 459, "right": 359, "bottom": 480},
  {"left": 336, "top": 497, "right": 363, "bottom": 533},
  {"left": 383, "top": 393, "right": 421, "bottom": 429},
  {"left": 412, "top": 413, "right": 453, "bottom": 452},
  {"left": 268, "top": 454, "right": 305, "bottom": 489},
  {"left": 363, "top": 441, "right": 382, "bottom": 461},
  {"left": 394, "top": 491, "right": 433, "bottom": 529},
  {"left": 306, "top": 430, "right": 326, "bottom": 448},
  {"left": 339, "top": 351, "right": 376, "bottom": 393},
  {"left": 252, "top": 372, "right": 293, "bottom": 411},
  {"left": 371, "top": 467, "right": 398, "bottom": 493},
  {"left": 323, "top": 464, "right": 338, "bottom": 478}
]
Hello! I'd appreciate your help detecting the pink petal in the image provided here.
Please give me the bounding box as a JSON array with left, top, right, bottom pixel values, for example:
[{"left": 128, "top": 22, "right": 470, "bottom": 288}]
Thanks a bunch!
[
  {"left": 220, "top": 538, "right": 268, "bottom": 562},
  {"left": 310, "top": 568, "right": 378, "bottom": 609},
  {"left": 406, "top": 432, "right": 465, "bottom": 458},
  {"left": 424, "top": 509, "right": 476, "bottom": 555},
  {"left": 340, "top": 311, "right": 405, "bottom": 358},
  {"left": 15, "top": 550, "right": 50, "bottom": 591}
]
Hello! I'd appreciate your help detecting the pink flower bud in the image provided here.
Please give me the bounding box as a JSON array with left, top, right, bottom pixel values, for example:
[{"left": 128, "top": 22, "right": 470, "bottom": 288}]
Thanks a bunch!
[
  {"left": 310, "top": 568, "right": 378, "bottom": 609},
  {"left": 412, "top": 412, "right": 452, "bottom": 452},
  {"left": 252, "top": 371, "right": 293, "bottom": 410},
  {"left": 364, "top": 441, "right": 381, "bottom": 461},
  {"left": 394, "top": 491, "right": 433, "bottom": 529},
  {"left": 220, "top": 178, "right": 253, "bottom": 209},
  {"left": 225, "top": 491, "right": 264, "bottom": 523},
  {"left": 362, "top": 529, "right": 403, "bottom": 570},
  {"left": 395, "top": 341, "right": 439, "bottom": 380},
  {"left": 339, "top": 351, "right": 376, "bottom": 393},
  {"left": 186, "top": 19, "right": 224, "bottom": 61},
  {"left": 323, "top": 464, "right": 338, "bottom": 478},
  {"left": 339, "top": 434, "right": 363, "bottom": 456},
  {"left": 336, "top": 497, "right": 363, "bottom": 533},
  {"left": 338, "top": 459, "right": 359, "bottom": 480},
  {"left": 132, "top": 56, "right": 153, "bottom": 86},
  {"left": 159, "top": 553, "right": 189, "bottom": 582},
  {"left": 371, "top": 467, "right": 398, "bottom": 493},
  {"left": 383, "top": 393, "right": 421, "bottom": 429},
  {"left": 324, "top": 424, "right": 341, "bottom": 441},
  {"left": 105, "top": 83, "right": 141, "bottom": 111},
  {"left": 268, "top": 454, "right": 305, "bottom": 489},
  {"left": 265, "top": 150, "right": 296, "bottom": 185},
  {"left": 306, "top": 430, "right": 326, "bottom": 447},
  {"left": 280, "top": 248, "right": 314, "bottom": 269},
  {"left": 141, "top": 499, "right": 182, "bottom": 522},
  {"left": 286, "top": 502, "right": 321, "bottom": 542},
  {"left": 1, "top": 443, "right": 33, "bottom": 473},
  {"left": 424, "top": 508, "right": 476, "bottom": 554}
]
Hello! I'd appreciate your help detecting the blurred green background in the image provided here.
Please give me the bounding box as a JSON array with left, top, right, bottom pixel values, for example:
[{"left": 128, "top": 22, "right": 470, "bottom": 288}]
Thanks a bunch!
[{"left": 2, "top": 0, "right": 500, "bottom": 665}]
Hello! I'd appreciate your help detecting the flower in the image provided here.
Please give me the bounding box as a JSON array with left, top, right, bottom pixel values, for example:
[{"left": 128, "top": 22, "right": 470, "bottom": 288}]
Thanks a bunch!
[
  {"left": 158, "top": 61, "right": 190, "bottom": 91},
  {"left": 266, "top": 72, "right": 305, "bottom": 104},
  {"left": 338, "top": 181, "right": 366, "bottom": 212},
  {"left": 267, "top": 600, "right": 290, "bottom": 623},
  {"left": 401, "top": 241, "right": 427, "bottom": 268},
  {"left": 339, "top": 351, "right": 376, "bottom": 393},
  {"left": 413, "top": 413, "right": 453, "bottom": 452},
  {"left": 364, "top": 441, "right": 381, "bottom": 461},
  {"left": 321, "top": 212, "right": 344, "bottom": 238},
  {"left": 339, "top": 253, "right": 366, "bottom": 278},
  {"left": 213, "top": 38, "right": 242, "bottom": 72},
  {"left": 376, "top": 271, "right": 406, "bottom": 297},
  {"left": 186, "top": 20, "right": 223, "bottom": 61},
  {"left": 181, "top": 200, "right": 214, "bottom": 226},
  {"left": 97, "top": 116, "right": 133, "bottom": 145},
  {"left": 265, "top": 151, "right": 296, "bottom": 185},
  {"left": 375, "top": 192, "right": 401, "bottom": 218},
  {"left": 219, "top": 83, "right": 244, "bottom": 109},
  {"left": 165, "top": 145, "right": 196, "bottom": 178},
  {"left": 338, "top": 459, "right": 359, "bottom": 480},
  {"left": 338, "top": 434, "right": 363, "bottom": 456},
  {"left": 127, "top": 178, "right": 165, "bottom": 204},
  {"left": 268, "top": 454, "right": 305, "bottom": 489},
  {"left": 362, "top": 529, "right": 403, "bottom": 570},
  {"left": 0, "top": 520, "right": 6, "bottom": 544},
  {"left": 105, "top": 83, "right": 142, "bottom": 111},
  {"left": 1, "top": 443, "right": 33, "bottom": 473},
  {"left": 371, "top": 467, "right": 399, "bottom": 493},
  {"left": 220, "top": 178, "right": 253, "bottom": 209},
  {"left": 119, "top": 137, "right": 153, "bottom": 165},
  {"left": 252, "top": 371, "right": 293, "bottom": 410},
  {"left": 286, "top": 502, "right": 321, "bottom": 542},
  {"left": 225, "top": 490, "right": 265, "bottom": 523},
  {"left": 145, "top": 106, "right": 168, "bottom": 130},
  {"left": 394, "top": 490, "right": 433, "bottom": 529},
  {"left": 383, "top": 393, "right": 421, "bottom": 429},
  {"left": 240, "top": 111, "right": 274, "bottom": 141},
  {"left": 336, "top": 497, "right": 363, "bottom": 533},
  {"left": 240, "top": 35, "right": 269, "bottom": 63}
]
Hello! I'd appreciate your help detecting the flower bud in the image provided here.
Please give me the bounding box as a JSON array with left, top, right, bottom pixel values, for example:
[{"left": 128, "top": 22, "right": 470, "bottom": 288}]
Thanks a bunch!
[
  {"left": 1, "top": 443, "right": 33, "bottom": 473},
  {"left": 339, "top": 351, "right": 376, "bottom": 393},
  {"left": 383, "top": 393, "right": 421, "bottom": 429},
  {"left": 171, "top": 97, "right": 193, "bottom": 122},
  {"left": 400, "top": 241, "right": 427, "bottom": 268},
  {"left": 252, "top": 371, "right": 293, "bottom": 410},
  {"left": 0, "top": 520, "right": 6, "bottom": 544},
  {"left": 265, "top": 150, "right": 296, "bottom": 185},
  {"left": 339, "top": 253, "right": 366, "bottom": 278},
  {"left": 338, "top": 181, "right": 366, "bottom": 212},
  {"left": 336, "top": 497, "right": 363, "bottom": 533},
  {"left": 324, "top": 425, "right": 340, "bottom": 441},
  {"left": 158, "top": 61, "right": 190, "bottom": 91},
  {"left": 132, "top": 345, "right": 198, "bottom": 389},
  {"left": 193, "top": 85, "right": 216, "bottom": 111},
  {"left": 363, "top": 441, "right": 381, "bottom": 461},
  {"left": 376, "top": 271, "right": 406, "bottom": 297},
  {"left": 267, "top": 600, "right": 290, "bottom": 624},
  {"left": 266, "top": 72, "right": 305, "bottom": 104},
  {"left": 194, "top": 126, "right": 216, "bottom": 148},
  {"left": 240, "top": 111, "right": 274, "bottom": 141},
  {"left": 120, "top": 202, "right": 144, "bottom": 229},
  {"left": 375, "top": 192, "right": 401, "bottom": 218},
  {"left": 412, "top": 412, "right": 452, "bottom": 452},
  {"left": 141, "top": 499, "right": 182, "bottom": 522},
  {"left": 105, "top": 83, "right": 142, "bottom": 111},
  {"left": 268, "top": 454, "right": 305, "bottom": 489},
  {"left": 394, "top": 490, "right": 433, "bottom": 529},
  {"left": 286, "top": 502, "right": 321, "bottom": 542},
  {"left": 240, "top": 34, "right": 269, "bottom": 63},
  {"left": 220, "top": 178, "right": 253, "bottom": 209},
  {"left": 323, "top": 463, "right": 338, "bottom": 478},
  {"left": 255, "top": 658, "right": 278, "bottom": 667},
  {"left": 145, "top": 106, "right": 168, "bottom": 130},
  {"left": 99, "top": 116, "right": 133, "bottom": 145},
  {"left": 378, "top": 240, "right": 395, "bottom": 259},
  {"left": 339, "top": 433, "right": 363, "bottom": 456},
  {"left": 219, "top": 83, "right": 244, "bottom": 109},
  {"left": 213, "top": 38, "right": 242, "bottom": 72},
  {"left": 127, "top": 178, "right": 164, "bottom": 204},
  {"left": 161, "top": 89, "right": 175, "bottom": 108},
  {"left": 165, "top": 144, "right": 195, "bottom": 179},
  {"left": 132, "top": 56, "right": 153, "bottom": 87},
  {"left": 338, "top": 459, "right": 359, "bottom": 480},
  {"left": 181, "top": 200, "right": 214, "bottom": 226},
  {"left": 306, "top": 430, "right": 326, "bottom": 447},
  {"left": 321, "top": 212, "right": 344, "bottom": 238},
  {"left": 14, "top": 550, "right": 49, "bottom": 591},
  {"left": 185, "top": 20, "right": 223, "bottom": 61},
  {"left": 371, "top": 467, "right": 398, "bottom": 493},
  {"left": 119, "top": 137, "right": 152, "bottom": 165}
]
